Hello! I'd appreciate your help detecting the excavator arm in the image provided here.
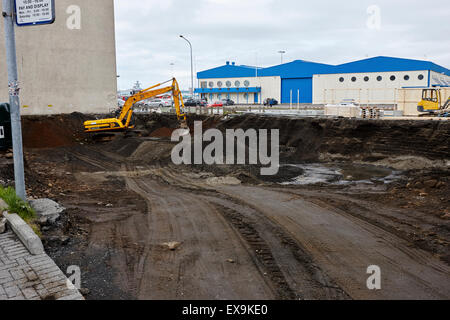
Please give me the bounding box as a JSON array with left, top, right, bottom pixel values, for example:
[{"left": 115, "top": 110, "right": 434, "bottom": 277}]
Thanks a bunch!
[{"left": 84, "top": 78, "right": 188, "bottom": 133}]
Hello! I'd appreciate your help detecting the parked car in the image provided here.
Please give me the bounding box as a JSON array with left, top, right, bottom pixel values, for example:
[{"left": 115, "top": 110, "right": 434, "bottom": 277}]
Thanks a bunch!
[
  {"left": 208, "top": 101, "right": 224, "bottom": 108},
  {"left": 147, "top": 99, "right": 173, "bottom": 108},
  {"left": 221, "top": 99, "right": 235, "bottom": 106},
  {"left": 184, "top": 98, "right": 207, "bottom": 107},
  {"left": 263, "top": 98, "right": 278, "bottom": 106}
]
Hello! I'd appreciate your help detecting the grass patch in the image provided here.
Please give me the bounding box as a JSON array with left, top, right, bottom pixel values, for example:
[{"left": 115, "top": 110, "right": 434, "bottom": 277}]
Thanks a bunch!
[{"left": 0, "top": 186, "right": 40, "bottom": 236}]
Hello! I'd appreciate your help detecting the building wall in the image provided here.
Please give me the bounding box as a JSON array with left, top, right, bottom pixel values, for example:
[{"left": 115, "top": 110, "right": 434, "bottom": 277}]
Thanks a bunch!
[
  {"left": 430, "top": 71, "right": 450, "bottom": 87},
  {"left": 198, "top": 76, "right": 281, "bottom": 104},
  {"left": 313, "top": 70, "right": 428, "bottom": 105},
  {"left": 0, "top": 0, "right": 117, "bottom": 115}
]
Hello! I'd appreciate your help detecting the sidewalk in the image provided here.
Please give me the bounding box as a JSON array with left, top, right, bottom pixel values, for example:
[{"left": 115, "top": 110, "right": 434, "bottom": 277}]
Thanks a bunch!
[{"left": 0, "top": 231, "right": 84, "bottom": 300}]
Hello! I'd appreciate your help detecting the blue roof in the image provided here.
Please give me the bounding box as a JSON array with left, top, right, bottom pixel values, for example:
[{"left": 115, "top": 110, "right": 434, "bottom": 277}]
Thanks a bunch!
[
  {"left": 260, "top": 60, "right": 335, "bottom": 78},
  {"left": 332, "top": 56, "right": 450, "bottom": 76},
  {"left": 197, "top": 56, "right": 450, "bottom": 79},
  {"left": 197, "top": 63, "right": 261, "bottom": 79}
]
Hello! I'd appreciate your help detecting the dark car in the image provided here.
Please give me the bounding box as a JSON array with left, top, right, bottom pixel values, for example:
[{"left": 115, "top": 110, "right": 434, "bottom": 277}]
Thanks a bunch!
[
  {"left": 184, "top": 99, "right": 196, "bottom": 106},
  {"left": 221, "top": 99, "right": 235, "bottom": 106},
  {"left": 264, "top": 98, "right": 278, "bottom": 106},
  {"left": 184, "top": 98, "right": 206, "bottom": 107}
]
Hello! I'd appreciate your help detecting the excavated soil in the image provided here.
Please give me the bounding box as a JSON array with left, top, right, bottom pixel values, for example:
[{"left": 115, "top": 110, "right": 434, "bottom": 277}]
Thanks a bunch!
[{"left": 1, "top": 113, "right": 449, "bottom": 300}]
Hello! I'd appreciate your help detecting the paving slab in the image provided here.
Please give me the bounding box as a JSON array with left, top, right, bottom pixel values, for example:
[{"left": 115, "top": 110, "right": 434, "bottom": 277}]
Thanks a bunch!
[{"left": 0, "top": 231, "right": 84, "bottom": 300}]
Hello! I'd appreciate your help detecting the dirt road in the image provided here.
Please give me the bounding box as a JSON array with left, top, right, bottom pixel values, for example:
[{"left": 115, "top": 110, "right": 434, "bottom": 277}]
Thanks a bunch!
[
  {"left": 215, "top": 185, "right": 450, "bottom": 299},
  {"left": 7, "top": 113, "right": 449, "bottom": 300},
  {"left": 36, "top": 141, "right": 447, "bottom": 300},
  {"left": 122, "top": 169, "right": 275, "bottom": 300}
]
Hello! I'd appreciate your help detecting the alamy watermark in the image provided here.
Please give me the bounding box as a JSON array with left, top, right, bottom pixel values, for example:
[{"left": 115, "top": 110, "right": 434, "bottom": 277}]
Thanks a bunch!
[
  {"left": 366, "top": 5, "right": 381, "bottom": 30},
  {"left": 171, "top": 122, "right": 280, "bottom": 176},
  {"left": 66, "top": 265, "right": 81, "bottom": 290},
  {"left": 66, "top": 5, "right": 81, "bottom": 30},
  {"left": 367, "top": 265, "right": 381, "bottom": 290}
]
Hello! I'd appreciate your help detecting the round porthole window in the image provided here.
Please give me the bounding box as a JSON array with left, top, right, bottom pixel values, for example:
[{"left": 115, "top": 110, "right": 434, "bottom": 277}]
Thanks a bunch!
[
  {"left": 351, "top": 77, "right": 357, "bottom": 82},
  {"left": 418, "top": 74, "right": 424, "bottom": 80},
  {"left": 244, "top": 80, "right": 250, "bottom": 87},
  {"left": 208, "top": 82, "right": 214, "bottom": 88},
  {"left": 339, "top": 77, "right": 344, "bottom": 82},
  {"left": 235, "top": 81, "right": 240, "bottom": 87},
  {"left": 364, "top": 76, "right": 369, "bottom": 82},
  {"left": 377, "top": 76, "right": 383, "bottom": 81},
  {"left": 226, "top": 81, "right": 232, "bottom": 88},
  {"left": 390, "top": 75, "right": 396, "bottom": 81},
  {"left": 404, "top": 75, "right": 410, "bottom": 81},
  {"left": 217, "top": 81, "right": 223, "bottom": 88}
]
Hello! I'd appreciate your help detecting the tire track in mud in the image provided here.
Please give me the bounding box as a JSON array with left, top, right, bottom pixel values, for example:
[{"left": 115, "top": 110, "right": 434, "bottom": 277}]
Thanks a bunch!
[
  {"left": 209, "top": 202, "right": 348, "bottom": 300},
  {"left": 59, "top": 143, "right": 448, "bottom": 299},
  {"left": 122, "top": 164, "right": 276, "bottom": 300},
  {"left": 279, "top": 189, "right": 450, "bottom": 265},
  {"left": 139, "top": 166, "right": 349, "bottom": 299},
  {"left": 215, "top": 185, "right": 450, "bottom": 299},
  {"left": 212, "top": 203, "right": 297, "bottom": 300}
]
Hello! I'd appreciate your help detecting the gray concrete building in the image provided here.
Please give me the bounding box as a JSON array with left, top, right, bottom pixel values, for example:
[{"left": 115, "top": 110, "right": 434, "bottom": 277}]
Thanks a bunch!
[{"left": 0, "top": 0, "right": 117, "bottom": 115}]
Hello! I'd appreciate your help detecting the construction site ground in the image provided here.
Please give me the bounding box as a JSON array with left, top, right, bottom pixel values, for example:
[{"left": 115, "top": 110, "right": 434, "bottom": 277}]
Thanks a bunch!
[{"left": 1, "top": 113, "right": 449, "bottom": 300}]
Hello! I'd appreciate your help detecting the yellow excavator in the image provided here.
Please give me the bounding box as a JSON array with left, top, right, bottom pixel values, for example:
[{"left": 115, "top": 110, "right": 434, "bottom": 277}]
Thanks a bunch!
[
  {"left": 84, "top": 78, "right": 189, "bottom": 133},
  {"left": 417, "top": 88, "right": 450, "bottom": 116}
]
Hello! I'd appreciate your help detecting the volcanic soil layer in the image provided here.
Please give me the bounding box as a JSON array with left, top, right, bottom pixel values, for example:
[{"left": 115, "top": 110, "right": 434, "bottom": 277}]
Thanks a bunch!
[{"left": 1, "top": 113, "right": 448, "bottom": 300}]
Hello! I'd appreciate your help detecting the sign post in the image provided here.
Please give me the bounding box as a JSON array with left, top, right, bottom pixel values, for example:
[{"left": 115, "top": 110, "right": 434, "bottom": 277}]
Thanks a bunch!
[{"left": 2, "top": 0, "right": 55, "bottom": 200}]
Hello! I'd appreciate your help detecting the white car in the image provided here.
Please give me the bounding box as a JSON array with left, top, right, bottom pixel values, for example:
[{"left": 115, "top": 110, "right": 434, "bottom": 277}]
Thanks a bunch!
[{"left": 147, "top": 99, "right": 173, "bottom": 108}]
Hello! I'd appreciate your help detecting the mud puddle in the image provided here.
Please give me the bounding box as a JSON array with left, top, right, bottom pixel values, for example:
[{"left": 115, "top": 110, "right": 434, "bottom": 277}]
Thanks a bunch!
[{"left": 281, "top": 163, "right": 402, "bottom": 186}]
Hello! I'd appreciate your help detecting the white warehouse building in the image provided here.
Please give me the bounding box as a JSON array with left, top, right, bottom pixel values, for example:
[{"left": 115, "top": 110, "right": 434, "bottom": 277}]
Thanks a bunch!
[{"left": 195, "top": 56, "right": 450, "bottom": 114}]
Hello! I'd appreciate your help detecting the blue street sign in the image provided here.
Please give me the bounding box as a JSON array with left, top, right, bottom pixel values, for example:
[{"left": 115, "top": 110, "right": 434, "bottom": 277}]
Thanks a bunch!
[{"left": 14, "top": 0, "right": 55, "bottom": 27}]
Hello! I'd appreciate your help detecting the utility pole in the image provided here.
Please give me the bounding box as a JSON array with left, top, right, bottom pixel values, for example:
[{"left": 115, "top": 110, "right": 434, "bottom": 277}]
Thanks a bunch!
[
  {"left": 2, "top": 0, "right": 26, "bottom": 200},
  {"left": 180, "top": 35, "right": 194, "bottom": 98}
]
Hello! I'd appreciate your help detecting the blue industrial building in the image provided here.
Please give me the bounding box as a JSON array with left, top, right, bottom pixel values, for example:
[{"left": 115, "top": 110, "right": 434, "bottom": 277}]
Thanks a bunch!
[{"left": 195, "top": 56, "right": 450, "bottom": 105}]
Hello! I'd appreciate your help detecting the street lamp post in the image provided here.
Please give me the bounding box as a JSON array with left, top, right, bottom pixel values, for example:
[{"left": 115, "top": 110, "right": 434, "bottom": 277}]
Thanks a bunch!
[
  {"left": 278, "top": 50, "right": 286, "bottom": 64},
  {"left": 180, "top": 35, "right": 194, "bottom": 97}
]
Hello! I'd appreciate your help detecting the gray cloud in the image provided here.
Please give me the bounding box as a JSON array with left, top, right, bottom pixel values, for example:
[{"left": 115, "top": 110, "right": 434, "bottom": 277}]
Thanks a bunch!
[{"left": 114, "top": 0, "right": 450, "bottom": 90}]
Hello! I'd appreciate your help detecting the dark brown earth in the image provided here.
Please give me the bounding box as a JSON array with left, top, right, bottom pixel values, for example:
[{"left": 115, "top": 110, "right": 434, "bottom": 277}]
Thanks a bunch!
[{"left": 1, "top": 113, "right": 449, "bottom": 300}]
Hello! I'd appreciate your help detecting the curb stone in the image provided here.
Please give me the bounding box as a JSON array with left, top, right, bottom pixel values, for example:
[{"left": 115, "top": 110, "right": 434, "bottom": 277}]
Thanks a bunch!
[
  {"left": 0, "top": 217, "right": 6, "bottom": 233},
  {"left": 3, "top": 212, "right": 44, "bottom": 255}
]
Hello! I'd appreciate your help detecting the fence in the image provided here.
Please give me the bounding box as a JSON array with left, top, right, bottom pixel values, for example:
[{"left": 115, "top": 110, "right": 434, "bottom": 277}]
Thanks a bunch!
[{"left": 319, "top": 88, "right": 399, "bottom": 106}]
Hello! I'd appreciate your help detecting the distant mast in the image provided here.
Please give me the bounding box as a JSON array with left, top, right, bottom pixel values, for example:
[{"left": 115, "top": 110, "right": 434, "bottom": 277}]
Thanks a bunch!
[{"left": 133, "top": 81, "right": 142, "bottom": 93}]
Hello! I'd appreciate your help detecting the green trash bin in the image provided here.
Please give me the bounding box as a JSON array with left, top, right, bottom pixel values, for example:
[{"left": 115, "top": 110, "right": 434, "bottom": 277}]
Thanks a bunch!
[{"left": 0, "top": 103, "right": 12, "bottom": 150}]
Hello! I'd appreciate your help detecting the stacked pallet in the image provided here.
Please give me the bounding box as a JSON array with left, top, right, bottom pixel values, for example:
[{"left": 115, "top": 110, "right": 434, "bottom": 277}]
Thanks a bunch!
[
  {"left": 361, "top": 107, "right": 381, "bottom": 119},
  {"left": 324, "top": 105, "right": 360, "bottom": 118}
]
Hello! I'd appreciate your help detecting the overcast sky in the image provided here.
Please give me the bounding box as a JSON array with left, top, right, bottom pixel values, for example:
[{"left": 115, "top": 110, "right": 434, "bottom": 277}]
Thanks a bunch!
[{"left": 114, "top": 0, "right": 450, "bottom": 91}]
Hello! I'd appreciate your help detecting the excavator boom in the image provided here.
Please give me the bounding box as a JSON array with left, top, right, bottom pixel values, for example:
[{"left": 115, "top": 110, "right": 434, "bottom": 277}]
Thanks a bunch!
[{"left": 84, "top": 78, "right": 188, "bottom": 133}]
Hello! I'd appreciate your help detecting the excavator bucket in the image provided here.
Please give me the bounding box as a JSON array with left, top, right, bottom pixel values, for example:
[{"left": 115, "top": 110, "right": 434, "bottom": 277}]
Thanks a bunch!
[{"left": 177, "top": 123, "right": 190, "bottom": 137}]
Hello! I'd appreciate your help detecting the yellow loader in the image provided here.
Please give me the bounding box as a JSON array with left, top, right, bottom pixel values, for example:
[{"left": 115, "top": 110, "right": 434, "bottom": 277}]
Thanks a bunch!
[{"left": 417, "top": 88, "right": 450, "bottom": 116}]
